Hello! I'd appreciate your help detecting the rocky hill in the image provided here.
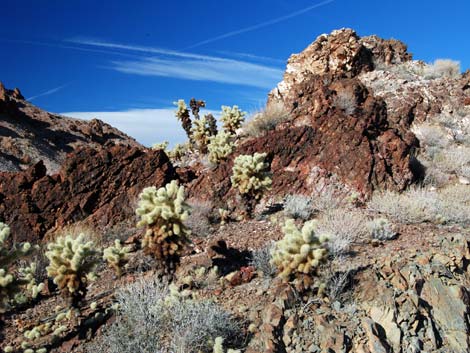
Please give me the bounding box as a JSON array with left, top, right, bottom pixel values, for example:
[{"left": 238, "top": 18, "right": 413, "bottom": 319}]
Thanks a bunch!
[
  {"left": 1, "top": 29, "right": 470, "bottom": 353},
  {"left": 0, "top": 83, "right": 141, "bottom": 173}
]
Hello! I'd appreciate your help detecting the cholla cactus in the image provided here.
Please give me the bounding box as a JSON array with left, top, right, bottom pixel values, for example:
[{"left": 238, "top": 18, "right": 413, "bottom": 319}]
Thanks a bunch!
[
  {"left": 271, "top": 219, "right": 328, "bottom": 286},
  {"left": 231, "top": 153, "right": 272, "bottom": 199},
  {"left": 103, "top": 240, "right": 131, "bottom": 277},
  {"left": 152, "top": 141, "right": 169, "bottom": 151},
  {"left": 136, "top": 180, "right": 191, "bottom": 271},
  {"left": 220, "top": 105, "right": 246, "bottom": 134},
  {"left": 367, "top": 218, "right": 397, "bottom": 241},
  {"left": 45, "top": 233, "right": 99, "bottom": 306},
  {"left": 17, "top": 263, "right": 45, "bottom": 303},
  {"left": 218, "top": 208, "right": 230, "bottom": 225},
  {"left": 205, "top": 113, "right": 218, "bottom": 136},
  {"left": 0, "top": 222, "right": 36, "bottom": 313},
  {"left": 213, "top": 337, "right": 241, "bottom": 353},
  {"left": 192, "top": 115, "right": 214, "bottom": 153},
  {"left": 189, "top": 98, "right": 205, "bottom": 120},
  {"left": 208, "top": 131, "right": 235, "bottom": 164},
  {"left": 174, "top": 99, "right": 192, "bottom": 139},
  {"left": 167, "top": 143, "right": 189, "bottom": 161}
]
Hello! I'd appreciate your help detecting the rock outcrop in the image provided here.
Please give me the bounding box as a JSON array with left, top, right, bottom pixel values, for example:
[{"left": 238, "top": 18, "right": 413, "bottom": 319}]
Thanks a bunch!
[
  {"left": 0, "top": 145, "right": 176, "bottom": 243},
  {"left": 0, "top": 82, "right": 141, "bottom": 173}
]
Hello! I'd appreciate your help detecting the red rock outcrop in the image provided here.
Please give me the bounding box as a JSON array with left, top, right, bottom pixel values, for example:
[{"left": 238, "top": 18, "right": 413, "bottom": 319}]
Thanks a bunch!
[
  {"left": 0, "top": 82, "right": 141, "bottom": 173},
  {"left": 0, "top": 145, "right": 176, "bottom": 243}
]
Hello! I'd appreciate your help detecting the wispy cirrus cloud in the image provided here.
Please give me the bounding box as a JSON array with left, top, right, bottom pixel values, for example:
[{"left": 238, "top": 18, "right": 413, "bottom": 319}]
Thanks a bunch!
[
  {"left": 27, "top": 83, "right": 70, "bottom": 101},
  {"left": 67, "top": 38, "right": 283, "bottom": 89}
]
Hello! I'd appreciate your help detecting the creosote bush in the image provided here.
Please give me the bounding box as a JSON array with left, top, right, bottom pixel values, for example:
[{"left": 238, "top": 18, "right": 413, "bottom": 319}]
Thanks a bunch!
[
  {"left": 207, "top": 131, "right": 235, "bottom": 164},
  {"left": 271, "top": 219, "right": 328, "bottom": 287},
  {"left": 0, "top": 222, "right": 38, "bottom": 312},
  {"left": 220, "top": 105, "right": 246, "bottom": 134},
  {"left": 231, "top": 152, "right": 272, "bottom": 200},
  {"left": 136, "top": 180, "right": 191, "bottom": 271},
  {"left": 103, "top": 240, "right": 131, "bottom": 277},
  {"left": 88, "top": 279, "right": 241, "bottom": 353},
  {"left": 45, "top": 233, "right": 99, "bottom": 305}
]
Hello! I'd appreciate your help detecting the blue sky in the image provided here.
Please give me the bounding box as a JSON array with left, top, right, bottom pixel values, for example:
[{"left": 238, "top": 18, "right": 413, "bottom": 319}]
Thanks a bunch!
[{"left": 1, "top": 0, "right": 469, "bottom": 146}]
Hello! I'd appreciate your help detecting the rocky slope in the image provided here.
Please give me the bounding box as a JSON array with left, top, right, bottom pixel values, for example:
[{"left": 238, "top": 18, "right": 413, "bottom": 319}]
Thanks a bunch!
[{"left": 0, "top": 82, "right": 141, "bottom": 173}]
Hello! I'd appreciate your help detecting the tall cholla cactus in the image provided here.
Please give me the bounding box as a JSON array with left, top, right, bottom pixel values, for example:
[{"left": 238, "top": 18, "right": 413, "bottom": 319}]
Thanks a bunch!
[
  {"left": 220, "top": 105, "right": 246, "bottom": 134},
  {"left": 136, "top": 180, "right": 191, "bottom": 271},
  {"left": 208, "top": 131, "right": 235, "bottom": 164},
  {"left": 189, "top": 98, "right": 205, "bottom": 120},
  {"left": 0, "top": 222, "right": 36, "bottom": 313},
  {"left": 103, "top": 240, "right": 131, "bottom": 277},
  {"left": 45, "top": 233, "right": 99, "bottom": 306},
  {"left": 231, "top": 152, "right": 272, "bottom": 199},
  {"left": 271, "top": 219, "right": 328, "bottom": 286},
  {"left": 192, "top": 115, "right": 214, "bottom": 153},
  {"left": 174, "top": 99, "right": 192, "bottom": 140}
]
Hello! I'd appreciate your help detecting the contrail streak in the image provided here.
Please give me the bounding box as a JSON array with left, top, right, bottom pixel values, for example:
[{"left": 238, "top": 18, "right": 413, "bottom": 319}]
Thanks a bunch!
[
  {"left": 186, "top": 0, "right": 334, "bottom": 49},
  {"left": 27, "top": 83, "right": 70, "bottom": 101}
]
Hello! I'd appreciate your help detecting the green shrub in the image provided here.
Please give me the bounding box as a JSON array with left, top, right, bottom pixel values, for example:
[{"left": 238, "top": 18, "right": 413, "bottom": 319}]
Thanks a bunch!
[
  {"left": 136, "top": 180, "right": 191, "bottom": 271},
  {"left": 220, "top": 105, "right": 246, "bottom": 134},
  {"left": 45, "top": 233, "right": 99, "bottom": 305},
  {"left": 207, "top": 131, "right": 235, "bottom": 164}
]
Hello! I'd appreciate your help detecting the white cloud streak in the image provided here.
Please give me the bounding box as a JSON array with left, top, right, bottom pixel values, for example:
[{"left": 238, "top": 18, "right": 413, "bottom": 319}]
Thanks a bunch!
[
  {"left": 63, "top": 108, "right": 218, "bottom": 147},
  {"left": 27, "top": 83, "right": 70, "bottom": 101},
  {"left": 186, "top": 0, "right": 334, "bottom": 49},
  {"left": 68, "top": 39, "right": 283, "bottom": 88}
]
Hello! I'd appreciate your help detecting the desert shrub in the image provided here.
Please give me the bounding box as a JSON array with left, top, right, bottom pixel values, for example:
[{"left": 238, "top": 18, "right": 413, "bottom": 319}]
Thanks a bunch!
[
  {"left": 366, "top": 218, "right": 396, "bottom": 241},
  {"left": 45, "top": 233, "right": 99, "bottom": 305},
  {"left": 283, "top": 194, "right": 314, "bottom": 220},
  {"left": 174, "top": 99, "right": 192, "bottom": 139},
  {"left": 184, "top": 200, "right": 213, "bottom": 237},
  {"left": 317, "top": 209, "right": 368, "bottom": 257},
  {"left": 310, "top": 186, "right": 349, "bottom": 213},
  {"left": 424, "top": 59, "right": 461, "bottom": 79},
  {"left": 231, "top": 152, "right": 272, "bottom": 200},
  {"left": 436, "top": 184, "right": 470, "bottom": 225},
  {"left": 0, "top": 222, "right": 40, "bottom": 312},
  {"left": 207, "top": 131, "right": 236, "bottom": 164},
  {"left": 333, "top": 90, "right": 356, "bottom": 115},
  {"left": 136, "top": 180, "right": 191, "bottom": 271},
  {"left": 271, "top": 219, "right": 328, "bottom": 286},
  {"left": 249, "top": 242, "right": 276, "bottom": 278},
  {"left": 243, "top": 102, "right": 290, "bottom": 137},
  {"left": 103, "top": 240, "right": 131, "bottom": 277},
  {"left": 89, "top": 279, "right": 241, "bottom": 353},
  {"left": 220, "top": 105, "right": 246, "bottom": 134}
]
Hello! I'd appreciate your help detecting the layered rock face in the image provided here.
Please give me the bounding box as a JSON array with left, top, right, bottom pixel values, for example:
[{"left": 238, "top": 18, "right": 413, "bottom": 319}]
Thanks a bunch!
[
  {"left": 0, "top": 146, "right": 176, "bottom": 242},
  {"left": 0, "top": 82, "right": 141, "bottom": 173}
]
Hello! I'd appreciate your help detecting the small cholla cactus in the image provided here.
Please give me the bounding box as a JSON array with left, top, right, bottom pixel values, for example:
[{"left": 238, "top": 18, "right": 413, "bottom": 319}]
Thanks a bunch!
[
  {"left": 136, "top": 180, "right": 191, "bottom": 272},
  {"left": 0, "top": 222, "right": 36, "bottom": 313},
  {"left": 16, "top": 262, "right": 45, "bottom": 303},
  {"left": 213, "top": 336, "right": 241, "bottom": 353},
  {"left": 45, "top": 233, "right": 99, "bottom": 306},
  {"left": 189, "top": 98, "right": 205, "bottom": 120},
  {"left": 367, "top": 218, "right": 397, "bottom": 241},
  {"left": 103, "top": 240, "right": 131, "bottom": 277},
  {"left": 152, "top": 141, "right": 169, "bottom": 151},
  {"left": 271, "top": 219, "right": 328, "bottom": 288},
  {"left": 220, "top": 105, "right": 246, "bottom": 134},
  {"left": 218, "top": 208, "right": 230, "bottom": 225},
  {"left": 231, "top": 152, "right": 272, "bottom": 199},
  {"left": 167, "top": 143, "right": 189, "bottom": 161},
  {"left": 192, "top": 115, "right": 214, "bottom": 153},
  {"left": 174, "top": 99, "right": 192, "bottom": 139},
  {"left": 208, "top": 131, "right": 235, "bottom": 164}
]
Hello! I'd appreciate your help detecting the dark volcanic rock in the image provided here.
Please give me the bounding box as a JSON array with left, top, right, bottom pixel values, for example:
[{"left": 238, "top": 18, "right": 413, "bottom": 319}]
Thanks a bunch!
[{"left": 0, "top": 145, "right": 176, "bottom": 243}]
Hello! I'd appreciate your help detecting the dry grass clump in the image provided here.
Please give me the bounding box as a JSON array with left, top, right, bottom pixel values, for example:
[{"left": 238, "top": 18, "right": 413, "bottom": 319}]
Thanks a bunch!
[
  {"left": 184, "top": 200, "right": 214, "bottom": 237},
  {"left": 317, "top": 209, "right": 368, "bottom": 257},
  {"left": 368, "top": 185, "right": 470, "bottom": 226},
  {"left": 88, "top": 278, "right": 241, "bottom": 353},
  {"left": 423, "top": 59, "right": 461, "bottom": 79},
  {"left": 283, "top": 194, "right": 314, "bottom": 220},
  {"left": 249, "top": 241, "right": 277, "bottom": 278},
  {"left": 243, "top": 102, "right": 290, "bottom": 137}
]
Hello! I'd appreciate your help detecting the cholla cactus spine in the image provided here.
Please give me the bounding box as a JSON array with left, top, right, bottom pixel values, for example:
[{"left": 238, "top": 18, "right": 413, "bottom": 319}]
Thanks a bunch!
[
  {"left": 45, "top": 233, "right": 99, "bottom": 305},
  {"left": 271, "top": 219, "right": 328, "bottom": 282},
  {"left": 220, "top": 105, "right": 246, "bottom": 134},
  {"left": 231, "top": 152, "right": 272, "bottom": 199},
  {"left": 0, "top": 222, "right": 36, "bottom": 312},
  {"left": 208, "top": 131, "right": 235, "bottom": 164},
  {"left": 136, "top": 180, "right": 191, "bottom": 271},
  {"left": 174, "top": 99, "right": 192, "bottom": 139},
  {"left": 103, "top": 239, "right": 131, "bottom": 277}
]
